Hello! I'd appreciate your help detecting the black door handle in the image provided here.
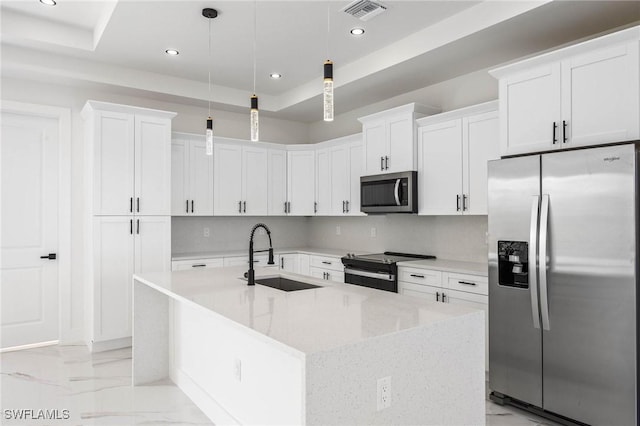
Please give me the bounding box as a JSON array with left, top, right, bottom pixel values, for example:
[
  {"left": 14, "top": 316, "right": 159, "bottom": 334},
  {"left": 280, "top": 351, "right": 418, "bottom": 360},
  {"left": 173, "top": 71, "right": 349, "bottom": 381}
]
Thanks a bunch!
[
  {"left": 191, "top": 200, "right": 194, "bottom": 213},
  {"left": 552, "top": 122, "right": 557, "bottom": 144},
  {"left": 563, "top": 120, "right": 568, "bottom": 143},
  {"left": 136, "top": 197, "right": 140, "bottom": 212},
  {"left": 186, "top": 200, "right": 189, "bottom": 213},
  {"left": 40, "top": 253, "right": 57, "bottom": 260}
]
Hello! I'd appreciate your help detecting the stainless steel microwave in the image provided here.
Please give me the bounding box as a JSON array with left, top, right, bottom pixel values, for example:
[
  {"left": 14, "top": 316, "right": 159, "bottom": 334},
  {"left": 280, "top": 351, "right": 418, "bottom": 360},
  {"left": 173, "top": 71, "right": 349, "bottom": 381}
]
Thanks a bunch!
[{"left": 360, "top": 171, "right": 418, "bottom": 214}]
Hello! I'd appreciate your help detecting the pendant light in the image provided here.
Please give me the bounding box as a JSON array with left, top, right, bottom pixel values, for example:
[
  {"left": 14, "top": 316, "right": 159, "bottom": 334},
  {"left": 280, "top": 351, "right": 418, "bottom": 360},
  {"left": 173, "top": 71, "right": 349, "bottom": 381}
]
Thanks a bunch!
[
  {"left": 250, "top": 1, "right": 259, "bottom": 141},
  {"left": 203, "top": 8, "right": 218, "bottom": 155},
  {"left": 323, "top": 2, "right": 334, "bottom": 122}
]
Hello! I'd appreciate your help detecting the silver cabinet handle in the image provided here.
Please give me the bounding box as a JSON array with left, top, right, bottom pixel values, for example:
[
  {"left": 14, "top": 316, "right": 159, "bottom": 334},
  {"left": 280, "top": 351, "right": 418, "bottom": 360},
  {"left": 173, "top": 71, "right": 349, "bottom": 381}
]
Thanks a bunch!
[
  {"left": 136, "top": 219, "right": 140, "bottom": 235},
  {"left": 410, "top": 274, "right": 424, "bottom": 279},
  {"left": 539, "top": 194, "right": 550, "bottom": 331},
  {"left": 462, "top": 194, "right": 468, "bottom": 211},
  {"left": 394, "top": 179, "right": 401, "bottom": 206},
  {"left": 458, "top": 281, "right": 476, "bottom": 286},
  {"left": 385, "top": 156, "right": 389, "bottom": 170},
  {"left": 380, "top": 156, "right": 384, "bottom": 171},
  {"left": 456, "top": 194, "right": 461, "bottom": 211},
  {"left": 529, "top": 196, "right": 541, "bottom": 330},
  {"left": 346, "top": 200, "right": 349, "bottom": 213},
  {"left": 136, "top": 197, "right": 140, "bottom": 213}
]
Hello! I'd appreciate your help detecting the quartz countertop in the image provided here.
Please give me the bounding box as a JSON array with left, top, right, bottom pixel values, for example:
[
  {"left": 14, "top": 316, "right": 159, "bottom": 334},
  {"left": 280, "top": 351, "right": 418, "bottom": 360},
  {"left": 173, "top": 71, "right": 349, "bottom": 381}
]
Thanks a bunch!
[
  {"left": 397, "top": 258, "right": 488, "bottom": 276},
  {"left": 134, "top": 265, "right": 480, "bottom": 355},
  {"left": 171, "top": 247, "right": 361, "bottom": 261}
]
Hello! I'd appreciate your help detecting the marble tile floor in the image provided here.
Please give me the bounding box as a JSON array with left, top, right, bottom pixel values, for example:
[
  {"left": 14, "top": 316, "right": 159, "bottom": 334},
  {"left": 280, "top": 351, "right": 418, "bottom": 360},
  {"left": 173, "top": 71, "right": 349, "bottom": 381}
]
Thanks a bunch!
[{"left": 1, "top": 344, "right": 560, "bottom": 425}]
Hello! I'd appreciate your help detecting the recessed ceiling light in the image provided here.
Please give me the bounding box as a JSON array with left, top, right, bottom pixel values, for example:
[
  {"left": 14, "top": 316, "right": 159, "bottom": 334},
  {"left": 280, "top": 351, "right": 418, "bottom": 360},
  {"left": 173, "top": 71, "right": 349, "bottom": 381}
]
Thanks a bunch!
[
  {"left": 350, "top": 28, "right": 365, "bottom": 36},
  {"left": 39, "top": 0, "right": 56, "bottom": 5},
  {"left": 165, "top": 49, "right": 179, "bottom": 56},
  {"left": 270, "top": 73, "right": 282, "bottom": 79}
]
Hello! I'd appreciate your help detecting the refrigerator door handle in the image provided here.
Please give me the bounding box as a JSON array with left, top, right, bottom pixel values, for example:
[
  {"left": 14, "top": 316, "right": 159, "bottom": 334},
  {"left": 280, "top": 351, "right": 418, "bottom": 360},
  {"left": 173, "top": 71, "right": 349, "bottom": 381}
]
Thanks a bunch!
[
  {"left": 529, "top": 196, "right": 541, "bottom": 329},
  {"left": 539, "top": 194, "right": 551, "bottom": 331}
]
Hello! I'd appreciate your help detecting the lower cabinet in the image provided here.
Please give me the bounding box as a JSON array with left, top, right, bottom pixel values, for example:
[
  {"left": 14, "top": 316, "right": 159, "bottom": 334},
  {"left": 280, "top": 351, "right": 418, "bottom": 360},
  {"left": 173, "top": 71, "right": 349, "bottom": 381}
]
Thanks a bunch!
[
  {"left": 223, "top": 254, "right": 280, "bottom": 268},
  {"left": 309, "top": 254, "right": 344, "bottom": 283},
  {"left": 399, "top": 266, "right": 488, "bottom": 370},
  {"left": 91, "top": 216, "right": 171, "bottom": 350},
  {"left": 172, "top": 258, "right": 224, "bottom": 271}
]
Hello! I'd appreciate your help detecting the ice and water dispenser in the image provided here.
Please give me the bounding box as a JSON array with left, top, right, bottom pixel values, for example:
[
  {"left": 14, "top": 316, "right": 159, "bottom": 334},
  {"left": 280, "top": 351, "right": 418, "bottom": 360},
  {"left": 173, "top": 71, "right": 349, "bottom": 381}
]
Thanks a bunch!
[{"left": 498, "top": 241, "right": 529, "bottom": 288}]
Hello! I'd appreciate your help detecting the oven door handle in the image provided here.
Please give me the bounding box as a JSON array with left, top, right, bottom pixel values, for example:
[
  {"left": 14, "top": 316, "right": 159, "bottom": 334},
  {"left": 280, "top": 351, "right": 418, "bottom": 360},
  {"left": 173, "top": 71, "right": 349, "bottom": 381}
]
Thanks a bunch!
[
  {"left": 344, "top": 268, "right": 395, "bottom": 282},
  {"left": 394, "top": 179, "right": 401, "bottom": 206}
]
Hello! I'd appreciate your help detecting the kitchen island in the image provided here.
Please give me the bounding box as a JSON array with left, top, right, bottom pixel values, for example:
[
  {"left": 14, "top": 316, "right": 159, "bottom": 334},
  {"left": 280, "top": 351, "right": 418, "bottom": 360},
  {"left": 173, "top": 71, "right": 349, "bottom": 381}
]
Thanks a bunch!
[{"left": 132, "top": 266, "right": 484, "bottom": 425}]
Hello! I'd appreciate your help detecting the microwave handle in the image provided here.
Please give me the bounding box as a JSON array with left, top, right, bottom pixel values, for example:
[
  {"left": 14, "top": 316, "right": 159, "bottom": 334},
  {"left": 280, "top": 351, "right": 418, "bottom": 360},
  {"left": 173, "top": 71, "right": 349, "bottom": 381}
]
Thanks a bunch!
[{"left": 394, "top": 179, "right": 401, "bottom": 206}]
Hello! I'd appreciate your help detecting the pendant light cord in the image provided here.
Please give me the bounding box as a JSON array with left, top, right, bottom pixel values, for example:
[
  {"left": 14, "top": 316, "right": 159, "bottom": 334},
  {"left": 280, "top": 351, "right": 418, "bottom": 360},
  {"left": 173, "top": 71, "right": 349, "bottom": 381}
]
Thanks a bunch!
[
  {"left": 208, "top": 15, "right": 212, "bottom": 117},
  {"left": 326, "top": 1, "right": 330, "bottom": 59},
  {"left": 253, "top": 0, "right": 257, "bottom": 94}
]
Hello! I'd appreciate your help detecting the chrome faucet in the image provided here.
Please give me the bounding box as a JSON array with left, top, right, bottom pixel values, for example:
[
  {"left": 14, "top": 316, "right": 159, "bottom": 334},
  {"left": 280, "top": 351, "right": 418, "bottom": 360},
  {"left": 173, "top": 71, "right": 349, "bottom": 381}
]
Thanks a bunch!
[{"left": 246, "top": 223, "right": 275, "bottom": 285}]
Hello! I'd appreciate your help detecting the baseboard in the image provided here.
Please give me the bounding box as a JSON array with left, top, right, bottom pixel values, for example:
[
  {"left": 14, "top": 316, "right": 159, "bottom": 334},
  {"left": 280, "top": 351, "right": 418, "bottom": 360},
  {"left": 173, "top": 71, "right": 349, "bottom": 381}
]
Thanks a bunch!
[
  {"left": 171, "top": 367, "right": 240, "bottom": 425},
  {"left": 0, "top": 340, "right": 59, "bottom": 353},
  {"left": 89, "top": 336, "right": 131, "bottom": 353}
]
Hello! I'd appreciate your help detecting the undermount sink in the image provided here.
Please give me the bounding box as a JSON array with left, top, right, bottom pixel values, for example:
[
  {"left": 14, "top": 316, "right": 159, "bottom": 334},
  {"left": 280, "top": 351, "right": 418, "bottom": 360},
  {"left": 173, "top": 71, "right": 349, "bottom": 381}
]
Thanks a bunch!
[{"left": 255, "top": 276, "right": 321, "bottom": 292}]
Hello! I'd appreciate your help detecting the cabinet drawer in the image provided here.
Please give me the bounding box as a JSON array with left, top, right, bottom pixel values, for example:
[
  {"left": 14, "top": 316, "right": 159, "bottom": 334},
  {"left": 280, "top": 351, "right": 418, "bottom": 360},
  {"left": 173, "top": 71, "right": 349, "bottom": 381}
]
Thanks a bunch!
[
  {"left": 445, "top": 273, "right": 488, "bottom": 296},
  {"left": 223, "top": 254, "right": 280, "bottom": 267},
  {"left": 309, "top": 255, "right": 343, "bottom": 272},
  {"left": 172, "top": 258, "right": 224, "bottom": 271},
  {"left": 398, "top": 267, "right": 442, "bottom": 286}
]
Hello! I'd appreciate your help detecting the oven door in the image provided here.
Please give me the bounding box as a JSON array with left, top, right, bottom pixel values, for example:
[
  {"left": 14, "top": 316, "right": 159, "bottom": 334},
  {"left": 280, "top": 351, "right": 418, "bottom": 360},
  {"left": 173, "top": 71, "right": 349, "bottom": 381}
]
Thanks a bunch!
[{"left": 344, "top": 268, "right": 397, "bottom": 292}]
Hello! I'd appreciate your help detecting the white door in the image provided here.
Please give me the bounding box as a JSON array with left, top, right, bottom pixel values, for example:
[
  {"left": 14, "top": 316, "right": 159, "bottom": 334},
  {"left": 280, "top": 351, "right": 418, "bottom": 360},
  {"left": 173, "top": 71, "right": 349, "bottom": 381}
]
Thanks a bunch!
[
  {"left": 135, "top": 115, "right": 171, "bottom": 215},
  {"left": 287, "top": 150, "right": 315, "bottom": 216},
  {"left": 363, "top": 120, "right": 386, "bottom": 175},
  {"left": 315, "top": 148, "right": 331, "bottom": 215},
  {"left": 418, "top": 119, "right": 463, "bottom": 215},
  {"left": 501, "top": 63, "right": 561, "bottom": 156},
  {"left": 279, "top": 254, "right": 299, "bottom": 273},
  {"left": 135, "top": 216, "right": 171, "bottom": 274},
  {"left": 463, "top": 111, "right": 499, "bottom": 215},
  {"left": 214, "top": 143, "right": 243, "bottom": 215},
  {"left": 242, "top": 146, "right": 268, "bottom": 215},
  {"left": 562, "top": 41, "right": 639, "bottom": 148},
  {"left": 268, "top": 149, "right": 287, "bottom": 215},
  {"left": 330, "top": 146, "right": 348, "bottom": 215},
  {"left": 386, "top": 114, "right": 414, "bottom": 172},
  {"left": 347, "top": 142, "right": 363, "bottom": 216},
  {"left": 1, "top": 112, "right": 59, "bottom": 349},
  {"left": 171, "top": 139, "right": 189, "bottom": 215},
  {"left": 189, "top": 139, "right": 214, "bottom": 215}
]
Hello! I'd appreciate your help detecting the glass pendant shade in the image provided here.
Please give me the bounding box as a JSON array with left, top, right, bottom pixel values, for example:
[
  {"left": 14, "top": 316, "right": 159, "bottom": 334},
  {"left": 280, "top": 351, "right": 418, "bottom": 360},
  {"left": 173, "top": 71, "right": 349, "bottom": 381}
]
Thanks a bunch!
[
  {"left": 250, "top": 95, "right": 259, "bottom": 142},
  {"left": 206, "top": 117, "right": 213, "bottom": 155},
  {"left": 323, "top": 60, "right": 334, "bottom": 122}
]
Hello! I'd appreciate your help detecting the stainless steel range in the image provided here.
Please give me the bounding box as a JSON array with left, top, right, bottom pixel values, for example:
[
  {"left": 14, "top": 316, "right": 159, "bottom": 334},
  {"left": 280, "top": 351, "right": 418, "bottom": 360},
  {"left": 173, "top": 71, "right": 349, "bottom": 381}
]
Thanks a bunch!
[{"left": 341, "top": 252, "right": 436, "bottom": 293}]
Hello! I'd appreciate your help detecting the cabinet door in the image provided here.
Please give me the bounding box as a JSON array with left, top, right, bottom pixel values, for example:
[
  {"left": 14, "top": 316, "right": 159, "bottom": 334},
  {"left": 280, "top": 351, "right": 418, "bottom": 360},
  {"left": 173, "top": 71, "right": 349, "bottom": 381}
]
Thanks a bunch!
[
  {"left": 214, "top": 143, "right": 243, "bottom": 215},
  {"left": 93, "top": 217, "right": 134, "bottom": 341},
  {"left": 135, "top": 115, "right": 172, "bottom": 215},
  {"left": 562, "top": 41, "right": 639, "bottom": 148},
  {"left": 134, "top": 216, "right": 171, "bottom": 275},
  {"left": 463, "top": 111, "right": 499, "bottom": 215},
  {"left": 287, "top": 150, "right": 315, "bottom": 215},
  {"left": 298, "top": 254, "right": 310, "bottom": 276},
  {"left": 500, "top": 63, "right": 561, "bottom": 156},
  {"left": 418, "top": 119, "right": 463, "bottom": 215},
  {"left": 386, "top": 114, "right": 414, "bottom": 172},
  {"left": 399, "top": 281, "right": 440, "bottom": 302},
  {"left": 93, "top": 111, "right": 134, "bottom": 215},
  {"left": 363, "top": 120, "right": 386, "bottom": 175},
  {"left": 330, "top": 145, "right": 349, "bottom": 215},
  {"left": 190, "top": 139, "right": 214, "bottom": 215},
  {"left": 315, "top": 148, "right": 331, "bottom": 215},
  {"left": 171, "top": 139, "right": 189, "bottom": 216},
  {"left": 242, "top": 146, "right": 268, "bottom": 215},
  {"left": 444, "top": 289, "right": 488, "bottom": 371},
  {"left": 347, "top": 142, "right": 363, "bottom": 215},
  {"left": 268, "top": 149, "right": 288, "bottom": 216},
  {"left": 279, "top": 254, "right": 299, "bottom": 273}
]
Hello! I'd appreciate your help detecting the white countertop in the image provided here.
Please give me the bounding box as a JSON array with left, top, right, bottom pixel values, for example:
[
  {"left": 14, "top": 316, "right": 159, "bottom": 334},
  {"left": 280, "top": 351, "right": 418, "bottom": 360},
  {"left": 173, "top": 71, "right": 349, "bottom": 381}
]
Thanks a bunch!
[
  {"left": 397, "top": 258, "right": 488, "bottom": 276},
  {"left": 134, "top": 265, "right": 480, "bottom": 355},
  {"left": 171, "top": 247, "right": 356, "bottom": 261}
]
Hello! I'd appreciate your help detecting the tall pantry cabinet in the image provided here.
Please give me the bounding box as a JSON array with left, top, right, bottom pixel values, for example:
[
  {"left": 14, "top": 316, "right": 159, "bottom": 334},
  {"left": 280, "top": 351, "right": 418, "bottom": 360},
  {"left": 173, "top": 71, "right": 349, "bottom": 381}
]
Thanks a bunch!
[{"left": 82, "top": 101, "right": 175, "bottom": 352}]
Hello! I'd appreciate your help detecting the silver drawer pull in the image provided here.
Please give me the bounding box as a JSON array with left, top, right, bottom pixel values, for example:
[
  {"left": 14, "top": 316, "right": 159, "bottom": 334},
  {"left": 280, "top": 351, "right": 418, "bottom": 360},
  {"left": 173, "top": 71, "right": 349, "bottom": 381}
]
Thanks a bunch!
[
  {"left": 458, "top": 281, "right": 477, "bottom": 286},
  {"left": 410, "top": 274, "right": 425, "bottom": 278},
  {"left": 192, "top": 264, "right": 206, "bottom": 268}
]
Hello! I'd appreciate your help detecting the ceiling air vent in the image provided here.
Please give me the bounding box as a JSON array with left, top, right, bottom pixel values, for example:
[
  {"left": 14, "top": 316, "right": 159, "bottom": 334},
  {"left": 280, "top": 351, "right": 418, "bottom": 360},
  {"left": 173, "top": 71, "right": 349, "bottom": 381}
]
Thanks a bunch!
[{"left": 342, "top": 0, "right": 387, "bottom": 21}]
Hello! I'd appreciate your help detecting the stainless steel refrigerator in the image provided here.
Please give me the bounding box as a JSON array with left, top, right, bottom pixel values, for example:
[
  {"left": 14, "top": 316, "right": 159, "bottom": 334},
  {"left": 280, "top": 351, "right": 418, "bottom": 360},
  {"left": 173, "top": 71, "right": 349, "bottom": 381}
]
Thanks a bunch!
[{"left": 488, "top": 143, "right": 638, "bottom": 425}]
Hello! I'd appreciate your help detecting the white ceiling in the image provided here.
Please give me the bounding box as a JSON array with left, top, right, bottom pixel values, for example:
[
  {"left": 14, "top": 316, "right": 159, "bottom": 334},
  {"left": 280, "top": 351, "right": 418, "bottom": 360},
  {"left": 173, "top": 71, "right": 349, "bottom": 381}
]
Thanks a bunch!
[{"left": 1, "top": 0, "right": 639, "bottom": 122}]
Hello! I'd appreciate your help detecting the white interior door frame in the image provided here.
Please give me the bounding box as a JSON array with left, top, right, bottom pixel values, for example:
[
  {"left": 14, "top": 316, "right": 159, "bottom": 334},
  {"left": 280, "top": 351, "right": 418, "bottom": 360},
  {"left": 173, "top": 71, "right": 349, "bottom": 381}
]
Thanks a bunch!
[{"left": 1, "top": 100, "right": 72, "bottom": 346}]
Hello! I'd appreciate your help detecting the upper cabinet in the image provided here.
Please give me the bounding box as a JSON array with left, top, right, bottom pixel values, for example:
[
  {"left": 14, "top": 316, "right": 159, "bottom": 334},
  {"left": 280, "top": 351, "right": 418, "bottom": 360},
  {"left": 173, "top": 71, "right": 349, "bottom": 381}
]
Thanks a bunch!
[
  {"left": 418, "top": 101, "right": 499, "bottom": 216},
  {"left": 213, "top": 138, "right": 268, "bottom": 216},
  {"left": 171, "top": 132, "right": 214, "bottom": 216},
  {"left": 490, "top": 26, "right": 639, "bottom": 156},
  {"left": 82, "top": 101, "right": 175, "bottom": 216},
  {"left": 359, "top": 103, "right": 439, "bottom": 175},
  {"left": 286, "top": 147, "right": 316, "bottom": 216},
  {"left": 267, "top": 148, "right": 288, "bottom": 216}
]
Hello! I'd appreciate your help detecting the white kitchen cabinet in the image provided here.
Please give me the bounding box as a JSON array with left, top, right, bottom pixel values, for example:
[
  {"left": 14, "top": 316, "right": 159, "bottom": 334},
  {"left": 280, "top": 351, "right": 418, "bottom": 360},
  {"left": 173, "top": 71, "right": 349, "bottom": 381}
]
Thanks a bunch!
[
  {"left": 223, "top": 254, "right": 279, "bottom": 268},
  {"left": 286, "top": 148, "right": 315, "bottom": 216},
  {"left": 359, "top": 103, "right": 439, "bottom": 175},
  {"left": 172, "top": 258, "right": 224, "bottom": 271},
  {"left": 315, "top": 148, "right": 331, "bottom": 215},
  {"left": 309, "top": 254, "right": 344, "bottom": 283},
  {"left": 171, "top": 133, "right": 214, "bottom": 216},
  {"left": 491, "top": 28, "right": 639, "bottom": 156},
  {"left": 298, "top": 254, "right": 310, "bottom": 276},
  {"left": 418, "top": 102, "right": 499, "bottom": 215},
  {"left": 92, "top": 215, "right": 170, "bottom": 348},
  {"left": 279, "top": 253, "right": 299, "bottom": 273},
  {"left": 214, "top": 139, "right": 268, "bottom": 216},
  {"left": 82, "top": 102, "right": 174, "bottom": 216},
  {"left": 268, "top": 148, "right": 288, "bottom": 215}
]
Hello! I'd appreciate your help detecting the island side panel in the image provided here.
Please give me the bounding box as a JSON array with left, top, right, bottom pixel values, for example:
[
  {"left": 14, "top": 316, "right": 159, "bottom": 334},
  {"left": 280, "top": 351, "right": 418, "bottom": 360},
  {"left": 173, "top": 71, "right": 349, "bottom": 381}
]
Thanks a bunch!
[
  {"left": 170, "top": 299, "right": 306, "bottom": 425},
  {"left": 305, "top": 311, "right": 485, "bottom": 425},
  {"left": 132, "top": 279, "right": 171, "bottom": 385}
]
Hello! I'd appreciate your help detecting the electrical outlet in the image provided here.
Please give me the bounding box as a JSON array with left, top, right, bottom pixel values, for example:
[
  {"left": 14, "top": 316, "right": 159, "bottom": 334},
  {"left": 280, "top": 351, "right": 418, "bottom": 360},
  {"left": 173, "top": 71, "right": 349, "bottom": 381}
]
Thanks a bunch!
[
  {"left": 336, "top": 225, "right": 341, "bottom": 236},
  {"left": 234, "top": 358, "right": 242, "bottom": 382},
  {"left": 377, "top": 376, "right": 391, "bottom": 411},
  {"left": 203, "top": 227, "right": 210, "bottom": 237},
  {"left": 370, "top": 227, "right": 377, "bottom": 238}
]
